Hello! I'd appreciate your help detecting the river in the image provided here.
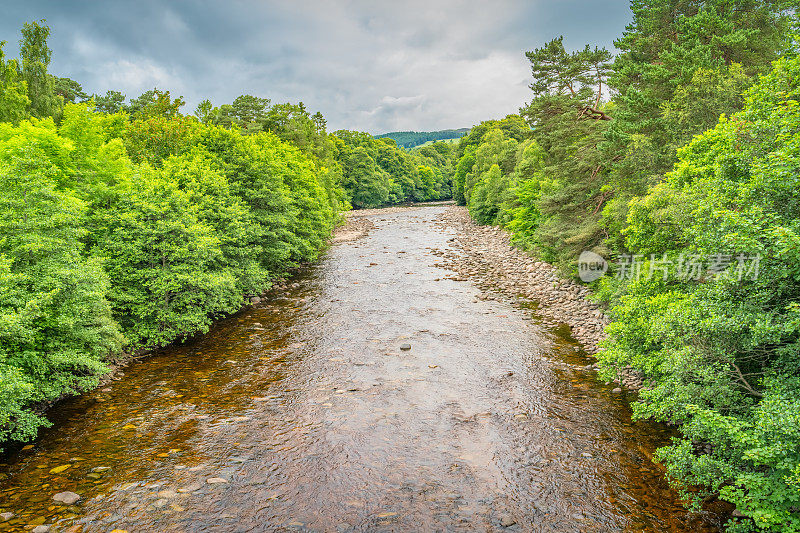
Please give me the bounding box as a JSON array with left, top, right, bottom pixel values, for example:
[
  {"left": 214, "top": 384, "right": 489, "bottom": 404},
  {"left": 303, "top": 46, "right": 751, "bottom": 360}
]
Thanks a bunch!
[{"left": 0, "top": 205, "right": 721, "bottom": 532}]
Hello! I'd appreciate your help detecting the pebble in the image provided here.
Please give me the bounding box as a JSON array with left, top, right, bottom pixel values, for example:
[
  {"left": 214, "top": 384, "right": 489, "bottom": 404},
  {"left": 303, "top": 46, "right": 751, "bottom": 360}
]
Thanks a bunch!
[
  {"left": 152, "top": 498, "right": 168, "bottom": 509},
  {"left": 177, "top": 482, "right": 203, "bottom": 493},
  {"left": 499, "top": 514, "right": 517, "bottom": 527},
  {"left": 400, "top": 343, "right": 411, "bottom": 351},
  {"left": 612, "top": 388, "right": 622, "bottom": 393},
  {"left": 53, "top": 491, "right": 81, "bottom": 505},
  {"left": 0, "top": 512, "right": 14, "bottom": 521},
  {"left": 32, "top": 526, "right": 50, "bottom": 533},
  {"left": 206, "top": 477, "right": 229, "bottom": 484}
]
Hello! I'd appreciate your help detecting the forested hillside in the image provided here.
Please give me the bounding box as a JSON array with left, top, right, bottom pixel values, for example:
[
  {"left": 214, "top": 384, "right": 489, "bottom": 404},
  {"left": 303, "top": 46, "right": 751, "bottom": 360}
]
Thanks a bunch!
[
  {"left": 0, "top": 21, "right": 452, "bottom": 451},
  {"left": 375, "top": 128, "right": 468, "bottom": 148},
  {"left": 454, "top": 2, "right": 800, "bottom": 531}
]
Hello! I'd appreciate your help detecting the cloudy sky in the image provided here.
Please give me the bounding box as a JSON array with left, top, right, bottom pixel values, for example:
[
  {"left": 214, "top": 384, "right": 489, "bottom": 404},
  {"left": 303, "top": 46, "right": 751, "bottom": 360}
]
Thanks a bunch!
[{"left": 1, "top": 1, "right": 632, "bottom": 134}]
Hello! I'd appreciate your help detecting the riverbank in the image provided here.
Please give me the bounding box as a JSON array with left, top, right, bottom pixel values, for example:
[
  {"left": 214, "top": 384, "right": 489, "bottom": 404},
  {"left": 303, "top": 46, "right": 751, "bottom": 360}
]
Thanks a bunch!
[{"left": 434, "top": 206, "right": 645, "bottom": 391}]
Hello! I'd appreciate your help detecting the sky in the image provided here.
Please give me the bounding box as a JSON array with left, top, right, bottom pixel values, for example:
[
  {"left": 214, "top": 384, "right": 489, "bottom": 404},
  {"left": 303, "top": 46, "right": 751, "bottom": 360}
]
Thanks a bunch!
[{"left": 1, "top": 1, "right": 632, "bottom": 134}]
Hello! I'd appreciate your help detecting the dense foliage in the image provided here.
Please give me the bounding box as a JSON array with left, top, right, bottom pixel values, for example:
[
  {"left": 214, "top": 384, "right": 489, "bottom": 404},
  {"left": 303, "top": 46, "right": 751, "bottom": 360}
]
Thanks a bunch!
[
  {"left": 334, "top": 130, "right": 453, "bottom": 208},
  {"left": 0, "top": 20, "right": 454, "bottom": 450},
  {"left": 453, "top": 2, "right": 800, "bottom": 530},
  {"left": 374, "top": 128, "right": 468, "bottom": 148},
  {"left": 598, "top": 56, "right": 800, "bottom": 531}
]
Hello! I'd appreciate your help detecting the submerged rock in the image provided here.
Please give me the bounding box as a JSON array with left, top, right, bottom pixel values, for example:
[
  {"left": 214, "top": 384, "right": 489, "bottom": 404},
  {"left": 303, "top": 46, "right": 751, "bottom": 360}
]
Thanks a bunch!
[{"left": 53, "top": 491, "right": 81, "bottom": 505}]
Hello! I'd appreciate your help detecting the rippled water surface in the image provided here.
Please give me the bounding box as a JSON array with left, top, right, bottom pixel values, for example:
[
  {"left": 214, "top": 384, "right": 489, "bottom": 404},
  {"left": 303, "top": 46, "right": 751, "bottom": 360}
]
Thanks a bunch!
[{"left": 0, "top": 206, "right": 722, "bottom": 532}]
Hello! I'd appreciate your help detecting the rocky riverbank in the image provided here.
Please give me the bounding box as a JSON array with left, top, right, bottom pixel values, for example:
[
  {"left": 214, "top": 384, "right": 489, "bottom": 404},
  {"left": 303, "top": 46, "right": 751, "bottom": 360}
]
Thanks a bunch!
[{"left": 434, "top": 206, "right": 644, "bottom": 391}]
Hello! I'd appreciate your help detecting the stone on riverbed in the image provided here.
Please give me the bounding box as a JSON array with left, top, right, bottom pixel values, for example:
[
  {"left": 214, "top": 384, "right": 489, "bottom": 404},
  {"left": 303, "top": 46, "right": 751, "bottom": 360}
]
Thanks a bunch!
[
  {"left": 499, "top": 514, "right": 517, "bottom": 527},
  {"left": 206, "top": 477, "right": 229, "bottom": 484},
  {"left": 400, "top": 343, "right": 412, "bottom": 351},
  {"left": 53, "top": 491, "right": 81, "bottom": 505},
  {"left": 0, "top": 512, "right": 13, "bottom": 521},
  {"left": 177, "top": 482, "right": 203, "bottom": 493}
]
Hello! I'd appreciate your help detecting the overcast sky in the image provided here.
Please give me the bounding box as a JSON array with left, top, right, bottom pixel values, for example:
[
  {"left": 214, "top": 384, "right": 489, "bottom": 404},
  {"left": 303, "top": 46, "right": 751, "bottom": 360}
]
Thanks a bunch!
[{"left": 1, "top": 1, "right": 632, "bottom": 134}]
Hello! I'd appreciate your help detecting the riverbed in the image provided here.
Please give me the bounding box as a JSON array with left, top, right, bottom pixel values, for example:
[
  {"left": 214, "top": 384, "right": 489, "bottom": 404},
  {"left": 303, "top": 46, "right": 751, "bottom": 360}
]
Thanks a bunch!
[{"left": 0, "top": 205, "right": 721, "bottom": 532}]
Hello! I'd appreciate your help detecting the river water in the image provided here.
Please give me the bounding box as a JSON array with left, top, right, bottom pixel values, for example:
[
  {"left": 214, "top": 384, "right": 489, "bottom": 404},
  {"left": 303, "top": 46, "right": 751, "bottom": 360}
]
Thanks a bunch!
[{"left": 0, "top": 206, "right": 721, "bottom": 532}]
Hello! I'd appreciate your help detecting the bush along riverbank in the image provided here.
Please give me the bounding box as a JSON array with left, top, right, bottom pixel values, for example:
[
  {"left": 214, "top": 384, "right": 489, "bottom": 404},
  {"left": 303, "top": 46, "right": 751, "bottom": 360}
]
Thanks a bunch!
[
  {"left": 453, "top": 4, "right": 800, "bottom": 530},
  {"left": 0, "top": 105, "right": 340, "bottom": 451}
]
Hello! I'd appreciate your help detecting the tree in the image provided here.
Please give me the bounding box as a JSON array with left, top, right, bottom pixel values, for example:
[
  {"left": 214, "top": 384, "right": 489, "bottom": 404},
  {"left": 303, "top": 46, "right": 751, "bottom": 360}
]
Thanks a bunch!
[
  {"left": 452, "top": 147, "right": 474, "bottom": 206},
  {"left": 93, "top": 90, "right": 126, "bottom": 114},
  {"left": 231, "top": 94, "right": 270, "bottom": 128},
  {"left": 19, "top": 20, "right": 61, "bottom": 119},
  {"left": 194, "top": 98, "right": 215, "bottom": 124},
  {"left": 0, "top": 41, "right": 29, "bottom": 123},
  {"left": 516, "top": 37, "right": 613, "bottom": 270},
  {"left": 340, "top": 144, "right": 390, "bottom": 208},
  {"left": 53, "top": 76, "right": 87, "bottom": 103},
  {"left": 127, "top": 88, "right": 185, "bottom": 118},
  {"left": 95, "top": 165, "right": 240, "bottom": 348},
  {"left": 124, "top": 114, "right": 200, "bottom": 166}
]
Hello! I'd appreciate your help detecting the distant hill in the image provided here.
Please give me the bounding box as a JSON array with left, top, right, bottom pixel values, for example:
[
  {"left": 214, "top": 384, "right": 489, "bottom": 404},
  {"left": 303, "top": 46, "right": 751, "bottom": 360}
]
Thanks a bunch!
[{"left": 375, "top": 128, "right": 469, "bottom": 149}]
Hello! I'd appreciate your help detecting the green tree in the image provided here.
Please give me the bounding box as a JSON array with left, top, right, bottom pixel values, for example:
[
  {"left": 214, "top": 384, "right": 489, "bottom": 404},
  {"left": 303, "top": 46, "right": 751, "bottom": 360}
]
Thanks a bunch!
[
  {"left": 194, "top": 98, "right": 215, "bottom": 124},
  {"left": 94, "top": 164, "right": 240, "bottom": 348},
  {"left": 517, "top": 37, "right": 612, "bottom": 269},
  {"left": 127, "top": 88, "right": 185, "bottom": 118},
  {"left": 19, "top": 20, "right": 61, "bottom": 119},
  {"left": 231, "top": 94, "right": 270, "bottom": 130},
  {"left": 340, "top": 144, "right": 390, "bottom": 208},
  {"left": 0, "top": 41, "right": 29, "bottom": 123},
  {"left": 452, "top": 146, "right": 475, "bottom": 205},
  {"left": 93, "top": 90, "right": 126, "bottom": 114},
  {"left": 52, "top": 76, "right": 87, "bottom": 103}
]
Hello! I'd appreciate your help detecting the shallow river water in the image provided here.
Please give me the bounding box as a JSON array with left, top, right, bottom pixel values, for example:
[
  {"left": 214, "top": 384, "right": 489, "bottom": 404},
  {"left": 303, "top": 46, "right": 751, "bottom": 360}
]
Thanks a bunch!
[{"left": 0, "top": 206, "right": 722, "bottom": 532}]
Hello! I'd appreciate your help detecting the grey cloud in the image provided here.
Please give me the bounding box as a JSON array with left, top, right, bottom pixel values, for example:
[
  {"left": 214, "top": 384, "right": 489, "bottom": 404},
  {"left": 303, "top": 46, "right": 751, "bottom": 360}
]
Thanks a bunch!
[{"left": 0, "top": 0, "right": 631, "bottom": 133}]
